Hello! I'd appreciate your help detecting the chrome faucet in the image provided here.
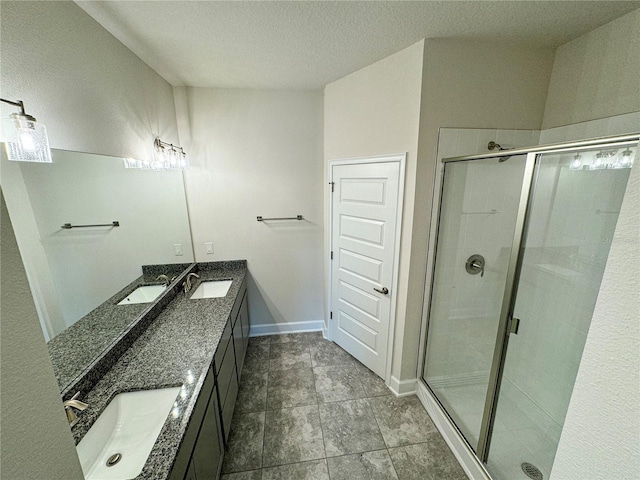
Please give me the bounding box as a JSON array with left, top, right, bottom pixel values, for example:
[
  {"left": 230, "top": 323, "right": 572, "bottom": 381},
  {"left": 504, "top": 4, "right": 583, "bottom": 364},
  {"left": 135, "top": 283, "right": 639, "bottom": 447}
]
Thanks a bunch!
[
  {"left": 156, "top": 274, "right": 171, "bottom": 287},
  {"left": 183, "top": 273, "right": 200, "bottom": 293},
  {"left": 63, "top": 392, "right": 88, "bottom": 427}
]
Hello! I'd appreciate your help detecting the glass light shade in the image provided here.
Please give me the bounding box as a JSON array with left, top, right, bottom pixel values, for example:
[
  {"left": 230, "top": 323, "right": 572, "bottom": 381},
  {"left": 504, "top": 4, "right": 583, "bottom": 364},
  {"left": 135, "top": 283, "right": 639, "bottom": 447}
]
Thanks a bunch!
[
  {"left": 2, "top": 114, "right": 52, "bottom": 163},
  {"left": 569, "top": 153, "right": 582, "bottom": 170},
  {"left": 166, "top": 148, "right": 178, "bottom": 169},
  {"left": 179, "top": 151, "right": 188, "bottom": 170},
  {"left": 123, "top": 157, "right": 142, "bottom": 169},
  {"left": 152, "top": 145, "right": 167, "bottom": 170},
  {"left": 620, "top": 148, "right": 635, "bottom": 168},
  {"left": 130, "top": 138, "right": 190, "bottom": 171},
  {"left": 166, "top": 149, "right": 188, "bottom": 170},
  {"left": 590, "top": 153, "right": 605, "bottom": 170}
]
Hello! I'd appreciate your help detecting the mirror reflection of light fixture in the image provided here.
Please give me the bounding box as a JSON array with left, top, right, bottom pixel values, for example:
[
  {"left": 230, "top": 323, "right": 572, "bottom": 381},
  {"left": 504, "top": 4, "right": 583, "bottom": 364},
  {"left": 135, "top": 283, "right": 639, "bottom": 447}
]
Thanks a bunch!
[
  {"left": 620, "top": 147, "right": 634, "bottom": 168},
  {"left": 590, "top": 152, "right": 606, "bottom": 170},
  {"left": 570, "top": 153, "right": 583, "bottom": 170},
  {"left": 1, "top": 98, "right": 52, "bottom": 163},
  {"left": 570, "top": 147, "right": 636, "bottom": 172},
  {"left": 124, "top": 138, "right": 188, "bottom": 170}
]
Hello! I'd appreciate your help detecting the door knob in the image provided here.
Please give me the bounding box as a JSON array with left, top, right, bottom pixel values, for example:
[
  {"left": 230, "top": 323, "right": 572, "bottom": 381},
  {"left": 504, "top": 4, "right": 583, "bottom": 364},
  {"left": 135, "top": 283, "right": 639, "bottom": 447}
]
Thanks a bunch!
[{"left": 374, "top": 287, "right": 389, "bottom": 295}]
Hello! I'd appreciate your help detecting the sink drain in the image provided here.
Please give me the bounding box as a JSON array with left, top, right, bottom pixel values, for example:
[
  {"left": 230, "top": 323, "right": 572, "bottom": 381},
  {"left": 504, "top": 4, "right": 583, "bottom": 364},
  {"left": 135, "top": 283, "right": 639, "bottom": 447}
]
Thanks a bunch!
[
  {"left": 521, "top": 462, "right": 543, "bottom": 480},
  {"left": 106, "top": 453, "right": 122, "bottom": 467}
]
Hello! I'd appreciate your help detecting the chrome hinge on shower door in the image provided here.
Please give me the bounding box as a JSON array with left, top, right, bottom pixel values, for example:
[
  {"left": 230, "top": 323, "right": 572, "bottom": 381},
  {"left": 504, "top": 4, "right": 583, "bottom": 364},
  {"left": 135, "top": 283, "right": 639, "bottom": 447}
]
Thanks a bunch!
[{"left": 508, "top": 315, "right": 521, "bottom": 335}]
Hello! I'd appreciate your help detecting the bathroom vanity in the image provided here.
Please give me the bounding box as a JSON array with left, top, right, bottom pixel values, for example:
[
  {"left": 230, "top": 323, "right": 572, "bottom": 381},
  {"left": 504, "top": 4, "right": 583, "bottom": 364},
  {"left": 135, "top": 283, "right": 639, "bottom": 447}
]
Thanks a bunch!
[
  {"left": 168, "top": 267, "right": 250, "bottom": 480},
  {"left": 68, "top": 260, "right": 250, "bottom": 480}
]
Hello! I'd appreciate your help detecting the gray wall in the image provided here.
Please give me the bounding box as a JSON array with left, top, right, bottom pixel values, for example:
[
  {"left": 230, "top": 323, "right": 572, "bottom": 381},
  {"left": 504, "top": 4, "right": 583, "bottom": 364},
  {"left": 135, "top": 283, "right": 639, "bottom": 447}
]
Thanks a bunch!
[
  {"left": 0, "top": 190, "right": 84, "bottom": 479},
  {"left": 0, "top": 1, "right": 179, "bottom": 161},
  {"left": 174, "top": 87, "right": 324, "bottom": 331},
  {"left": 542, "top": 8, "right": 640, "bottom": 129}
]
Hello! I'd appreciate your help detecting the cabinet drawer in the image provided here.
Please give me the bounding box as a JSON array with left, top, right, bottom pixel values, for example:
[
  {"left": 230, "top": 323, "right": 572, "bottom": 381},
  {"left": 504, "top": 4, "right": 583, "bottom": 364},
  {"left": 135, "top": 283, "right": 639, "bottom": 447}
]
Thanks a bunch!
[
  {"left": 216, "top": 337, "right": 235, "bottom": 412},
  {"left": 221, "top": 370, "right": 239, "bottom": 442},
  {"left": 240, "top": 294, "right": 250, "bottom": 351},
  {"left": 168, "top": 366, "right": 215, "bottom": 480},
  {"left": 184, "top": 460, "right": 197, "bottom": 480},
  {"left": 214, "top": 319, "right": 232, "bottom": 374},
  {"left": 229, "top": 277, "right": 246, "bottom": 326},
  {"left": 192, "top": 384, "right": 223, "bottom": 480},
  {"left": 233, "top": 316, "right": 245, "bottom": 379}
]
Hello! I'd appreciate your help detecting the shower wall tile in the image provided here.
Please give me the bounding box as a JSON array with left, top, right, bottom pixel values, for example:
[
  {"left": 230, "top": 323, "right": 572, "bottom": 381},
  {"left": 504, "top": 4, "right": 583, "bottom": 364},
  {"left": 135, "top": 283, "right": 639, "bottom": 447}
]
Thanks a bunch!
[
  {"left": 607, "top": 111, "right": 640, "bottom": 135},
  {"left": 436, "top": 129, "right": 459, "bottom": 159},
  {"left": 495, "top": 129, "right": 534, "bottom": 150},
  {"left": 567, "top": 121, "right": 589, "bottom": 142},
  {"left": 538, "top": 111, "right": 640, "bottom": 144},
  {"left": 455, "top": 129, "right": 480, "bottom": 155},
  {"left": 586, "top": 118, "right": 613, "bottom": 139},
  {"left": 438, "top": 127, "right": 541, "bottom": 159},
  {"left": 428, "top": 115, "right": 636, "bottom": 480},
  {"left": 475, "top": 129, "right": 498, "bottom": 154},
  {"left": 538, "top": 127, "right": 566, "bottom": 144},
  {"left": 428, "top": 128, "right": 539, "bottom": 380},
  {"left": 431, "top": 122, "right": 631, "bottom": 380}
]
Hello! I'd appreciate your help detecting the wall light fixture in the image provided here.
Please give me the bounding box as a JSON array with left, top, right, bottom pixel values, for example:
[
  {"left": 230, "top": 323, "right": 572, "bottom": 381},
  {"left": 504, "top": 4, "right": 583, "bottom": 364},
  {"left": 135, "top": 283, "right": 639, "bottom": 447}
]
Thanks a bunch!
[
  {"left": 124, "top": 138, "right": 188, "bottom": 170},
  {"left": 154, "top": 137, "right": 188, "bottom": 170},
  {"left": 1, "top": 98, "right": 52, "bottom": 163}
]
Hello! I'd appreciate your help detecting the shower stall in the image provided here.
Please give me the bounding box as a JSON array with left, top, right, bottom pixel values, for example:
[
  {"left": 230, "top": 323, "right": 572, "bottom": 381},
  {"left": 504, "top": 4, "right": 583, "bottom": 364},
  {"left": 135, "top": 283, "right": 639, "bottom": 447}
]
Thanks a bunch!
[{"left": 420, "top": 133, "right": 639, "bottom": 480}]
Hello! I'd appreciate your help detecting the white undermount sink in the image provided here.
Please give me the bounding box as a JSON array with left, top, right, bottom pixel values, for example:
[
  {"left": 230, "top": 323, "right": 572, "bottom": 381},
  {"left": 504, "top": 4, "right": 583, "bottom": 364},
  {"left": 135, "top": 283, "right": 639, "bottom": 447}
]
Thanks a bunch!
[
  {"left": 190, "top": 280, "right": 233, "bottom": 299},
  {"left": 117, "top": 285, "right": 165, "bottom": 305},
  {"left": 76, "top": 387, "right": 180, "bottom": 480}
]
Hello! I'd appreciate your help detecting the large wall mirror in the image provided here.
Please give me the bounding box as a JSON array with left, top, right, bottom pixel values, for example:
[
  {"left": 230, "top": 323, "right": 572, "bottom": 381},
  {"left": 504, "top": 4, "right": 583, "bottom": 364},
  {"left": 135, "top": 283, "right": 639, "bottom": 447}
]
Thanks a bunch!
[{"left": 1, "top": 148, "right": 194, "bottom": 391}]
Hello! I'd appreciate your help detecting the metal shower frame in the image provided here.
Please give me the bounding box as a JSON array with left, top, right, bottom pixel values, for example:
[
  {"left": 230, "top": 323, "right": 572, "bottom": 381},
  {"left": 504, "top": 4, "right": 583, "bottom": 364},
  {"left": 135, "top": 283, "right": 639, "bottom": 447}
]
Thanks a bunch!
[{"left": 420, "top": 132, "right": 640, "bottom": 465}]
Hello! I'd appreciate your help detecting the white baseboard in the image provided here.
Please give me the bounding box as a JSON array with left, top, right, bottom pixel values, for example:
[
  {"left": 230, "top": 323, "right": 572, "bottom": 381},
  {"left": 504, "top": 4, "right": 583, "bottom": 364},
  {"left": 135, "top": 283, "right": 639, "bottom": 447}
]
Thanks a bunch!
[
  {"left": 249, "top": 320, "right": 324, "bottom": 337},
  {"left": 323, "top": 324, "right": 330, "bottom": 340},
  {"left": 388, "top": 375, "right": 417, "bottom": 397},
  {"left": 416, "top": 380, "right": 492, "bottom": 480}
]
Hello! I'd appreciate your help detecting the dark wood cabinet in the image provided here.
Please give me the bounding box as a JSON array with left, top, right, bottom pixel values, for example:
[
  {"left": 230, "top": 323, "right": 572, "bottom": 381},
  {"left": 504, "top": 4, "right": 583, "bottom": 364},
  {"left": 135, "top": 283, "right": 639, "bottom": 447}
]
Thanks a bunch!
[
  {"left": 192, "top": 387, "right": 223, "bottom": 479},
  {"left": 170, "top": 278, "right": 250, "bottom": 480}
]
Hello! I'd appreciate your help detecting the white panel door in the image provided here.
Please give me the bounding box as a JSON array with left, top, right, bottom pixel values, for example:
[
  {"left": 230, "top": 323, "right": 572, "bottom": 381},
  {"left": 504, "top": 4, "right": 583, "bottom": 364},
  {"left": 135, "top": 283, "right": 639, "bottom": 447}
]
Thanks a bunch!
[{"left": 331, "top": 160, "right": 401, "bottom": 378}]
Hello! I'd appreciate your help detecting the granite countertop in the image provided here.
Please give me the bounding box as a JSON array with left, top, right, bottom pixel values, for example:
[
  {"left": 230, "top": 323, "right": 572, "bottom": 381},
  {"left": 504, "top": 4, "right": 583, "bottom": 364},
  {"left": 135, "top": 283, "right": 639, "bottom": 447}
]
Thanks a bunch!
[
  {"left": 70, "top": 260, "right": 247, "bottom": 480},
  {"left": 49, "top": 263, "right": 192, "bottom": 390}
]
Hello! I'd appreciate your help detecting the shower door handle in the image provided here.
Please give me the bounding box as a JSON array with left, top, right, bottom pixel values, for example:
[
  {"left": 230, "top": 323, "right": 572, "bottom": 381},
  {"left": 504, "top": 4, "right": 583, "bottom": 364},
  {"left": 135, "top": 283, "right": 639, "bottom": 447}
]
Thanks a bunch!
[
  {"left": 509, "top": 316, "right": 521, "bottom": 335},
  {"left": 374, "top": 287, "right": 389, "bottom": 295}
]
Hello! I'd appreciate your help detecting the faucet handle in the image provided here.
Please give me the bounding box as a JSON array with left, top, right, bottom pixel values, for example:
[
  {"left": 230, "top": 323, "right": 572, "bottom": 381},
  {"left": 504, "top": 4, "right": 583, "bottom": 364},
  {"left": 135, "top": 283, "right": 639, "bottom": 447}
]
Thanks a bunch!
[
  {"left": 63, "top": 392, "right": 88, "bottom": 427},
  {"left": 66, "top": 391, "right": 88, "bottom": 410},
  {"left": 183, "top": 273, "right": 200, "bottom": 293}
]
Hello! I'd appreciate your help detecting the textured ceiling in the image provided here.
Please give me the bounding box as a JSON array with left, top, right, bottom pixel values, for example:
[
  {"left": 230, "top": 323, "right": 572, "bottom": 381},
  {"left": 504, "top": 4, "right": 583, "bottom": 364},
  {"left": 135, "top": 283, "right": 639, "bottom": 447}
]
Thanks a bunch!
[{"left": 76, "top": 1, "right": 640, "bottom": 90}]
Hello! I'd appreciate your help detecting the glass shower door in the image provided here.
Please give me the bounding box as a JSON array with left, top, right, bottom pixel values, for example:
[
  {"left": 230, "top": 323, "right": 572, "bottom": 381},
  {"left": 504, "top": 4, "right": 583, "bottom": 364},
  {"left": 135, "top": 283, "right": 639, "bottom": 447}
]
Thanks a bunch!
[
  {"left": 423, "top": 154, "right": 527, "bottom": 448},
  {"left": 486, "top": 145, "right": 635, "bottom": 480}
]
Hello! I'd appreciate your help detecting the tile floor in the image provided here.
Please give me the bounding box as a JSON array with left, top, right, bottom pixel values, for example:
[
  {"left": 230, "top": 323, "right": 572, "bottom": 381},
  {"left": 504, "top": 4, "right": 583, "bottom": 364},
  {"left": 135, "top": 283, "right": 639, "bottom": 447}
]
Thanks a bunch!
[{"left": 221, "top": 332, "right": 468, "bottom": 480}]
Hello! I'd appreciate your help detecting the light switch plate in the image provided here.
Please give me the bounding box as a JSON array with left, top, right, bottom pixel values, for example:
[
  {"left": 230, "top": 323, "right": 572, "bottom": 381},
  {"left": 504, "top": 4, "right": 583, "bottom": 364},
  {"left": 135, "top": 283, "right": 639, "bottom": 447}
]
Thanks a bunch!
[
  {"left": 173, "top": 244, "right": 183, "bottom": 256},
  {"left": 205, "top": 242, "right": 214, "bottom": 255}
]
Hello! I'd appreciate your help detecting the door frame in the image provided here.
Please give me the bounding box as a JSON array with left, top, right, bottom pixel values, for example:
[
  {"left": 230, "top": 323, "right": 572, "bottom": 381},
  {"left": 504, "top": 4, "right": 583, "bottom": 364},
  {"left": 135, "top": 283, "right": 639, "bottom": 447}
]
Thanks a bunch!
[{"left": 327, "top": 153, "right": 406, "bottom": 385}]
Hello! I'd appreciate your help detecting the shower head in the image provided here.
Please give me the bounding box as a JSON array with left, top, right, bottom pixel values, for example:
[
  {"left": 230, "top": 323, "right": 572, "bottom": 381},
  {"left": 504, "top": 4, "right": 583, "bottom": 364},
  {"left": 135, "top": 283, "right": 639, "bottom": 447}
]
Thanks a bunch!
[{"left": 488, "top": 141, "right": 512, "bottom": 162}]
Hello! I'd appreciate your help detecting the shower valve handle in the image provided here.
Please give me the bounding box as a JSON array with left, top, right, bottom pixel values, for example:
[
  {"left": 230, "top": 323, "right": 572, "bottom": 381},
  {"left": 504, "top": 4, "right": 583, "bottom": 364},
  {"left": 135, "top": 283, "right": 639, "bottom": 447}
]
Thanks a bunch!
[
  {"left": 465, "top": 254, "right": 485, "bottom": 277},
  {"left": 471, "top": 261, "right": 484, "bottom": 277}
]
